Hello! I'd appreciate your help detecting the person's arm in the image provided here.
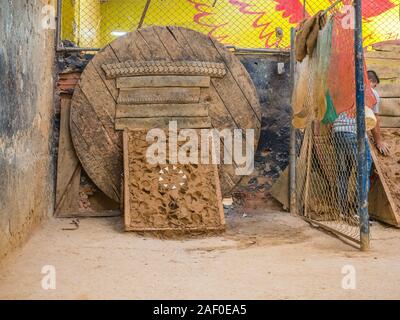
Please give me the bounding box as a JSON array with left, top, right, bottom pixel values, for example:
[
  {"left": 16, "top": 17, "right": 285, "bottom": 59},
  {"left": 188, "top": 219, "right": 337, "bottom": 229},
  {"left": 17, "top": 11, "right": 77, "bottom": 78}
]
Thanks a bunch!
[{"left": 372, "top": 113, "right": 390, "bottom": 156}]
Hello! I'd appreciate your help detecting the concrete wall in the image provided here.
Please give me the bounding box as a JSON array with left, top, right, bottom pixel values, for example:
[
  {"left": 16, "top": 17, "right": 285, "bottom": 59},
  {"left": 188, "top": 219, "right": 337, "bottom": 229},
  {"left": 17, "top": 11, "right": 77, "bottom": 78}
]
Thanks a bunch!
[{"left": 0, "top": 0, "right": 55, "bottom": 258}]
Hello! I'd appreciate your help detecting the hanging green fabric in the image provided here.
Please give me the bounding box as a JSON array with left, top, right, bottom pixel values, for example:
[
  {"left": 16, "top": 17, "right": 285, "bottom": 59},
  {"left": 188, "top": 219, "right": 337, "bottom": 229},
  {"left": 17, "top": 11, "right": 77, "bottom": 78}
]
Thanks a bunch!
[
  {"left": 313, "top": 16, "right": 334, "bottom": 121},
  {"left": 322, "top": 91, "right": 338, "bottom": 124}
]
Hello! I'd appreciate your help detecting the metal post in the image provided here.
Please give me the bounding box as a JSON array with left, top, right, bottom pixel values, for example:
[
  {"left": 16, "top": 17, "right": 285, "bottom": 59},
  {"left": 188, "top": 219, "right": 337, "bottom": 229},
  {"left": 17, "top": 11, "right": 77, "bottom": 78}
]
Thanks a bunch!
[
  {"left": 354, "top": 0, "right": 370, "bottom": 251},
  {"left": 289, "top": 27, "right": 297, "bottom": 215},
  {"left": 56, "top": 0, "right": 62, "bottom": 50},
  {"left": 138, "top": 0, "right": 152, "bottom": 29}
]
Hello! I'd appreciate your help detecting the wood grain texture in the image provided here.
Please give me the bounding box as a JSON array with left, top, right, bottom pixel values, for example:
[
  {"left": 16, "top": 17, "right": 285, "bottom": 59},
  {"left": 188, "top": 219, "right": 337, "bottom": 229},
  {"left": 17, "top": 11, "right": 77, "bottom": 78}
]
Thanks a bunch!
[
  {"left": 372, "top": 43, "right": 400, "bottom": 53},
  {"left": 380, "top": 98, "right": 400, "bottom": 116},
  {"left": 70, "top": 85, "right": 122, "bottom": 202},
  {"left": 116, "top": 75, "right": 210, "bottom": 88},
  {"left": 378, "top": 80, "right": 400, "bottom": 98},
  {"left": 379, "top": 116, "right": 400, "bottom": 128},
  {"left": 55, "top": 98, "right": 121, "bottom": 217},
  {"left": 365, "top": 43, "right": 400, "bottom": 100},
  {"left": 368, "top": 139, "right": 400, "bottom": 227},
  {"left": 116, "top": 103, "right": 209, "bottom": 118},
  {"left": 70, "top": 26, "right": 261, "bottom": 199},
  {"left": 123, "top": 130, "right": 130, "bottom": 230},
  {"left": 117, "top": 87, "right": 201, "bottom": 104},
  {"left": 55, "top": 97, "right": 81, "bottom": 215},
  {"left": 365, "top": 51, "right": 400, "bottom": 60},
  {"left": 115, "top": 116, "right": 212, "bottom": 130},
  {"left": 365, "top": 58, "right": 400, "bottom": 80},
  {"left": 369, "top": 173, "right": 400, "bottom": 227}
]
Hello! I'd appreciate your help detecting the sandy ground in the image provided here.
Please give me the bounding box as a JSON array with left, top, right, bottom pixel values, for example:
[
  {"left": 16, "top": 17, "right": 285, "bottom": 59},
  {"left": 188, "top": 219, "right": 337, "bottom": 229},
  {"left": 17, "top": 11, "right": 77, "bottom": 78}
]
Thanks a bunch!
[{"left": 1, "top": 208, "right": 400, "bottom": 300}]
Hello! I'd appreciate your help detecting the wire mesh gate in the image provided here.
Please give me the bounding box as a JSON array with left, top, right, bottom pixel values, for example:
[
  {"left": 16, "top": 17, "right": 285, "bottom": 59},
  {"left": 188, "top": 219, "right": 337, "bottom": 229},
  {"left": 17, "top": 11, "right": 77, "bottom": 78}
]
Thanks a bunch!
[
  {"left": 295, "top": 123, "right": 364, "bottom": 244},
  {"left": 290, "top": 1, "right": 373, "bottom": 249},
  {"left": 56, "top": 0, "right": 400, "bottom": 52}
]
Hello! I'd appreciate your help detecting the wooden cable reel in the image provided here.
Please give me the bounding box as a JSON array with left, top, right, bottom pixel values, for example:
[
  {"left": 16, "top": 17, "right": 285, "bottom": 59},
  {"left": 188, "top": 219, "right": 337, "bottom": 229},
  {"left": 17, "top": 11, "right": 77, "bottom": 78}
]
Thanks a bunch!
[{"left": 70, "top": 26, "right": 262, "bottom": 203}]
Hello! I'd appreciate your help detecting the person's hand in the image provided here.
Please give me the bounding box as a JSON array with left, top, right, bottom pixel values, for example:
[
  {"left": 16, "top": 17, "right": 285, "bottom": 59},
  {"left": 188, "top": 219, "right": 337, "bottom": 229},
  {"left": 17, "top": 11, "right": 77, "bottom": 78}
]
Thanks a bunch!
[{"left": 376, "top": 141, "right": 390, "bottom": 156}]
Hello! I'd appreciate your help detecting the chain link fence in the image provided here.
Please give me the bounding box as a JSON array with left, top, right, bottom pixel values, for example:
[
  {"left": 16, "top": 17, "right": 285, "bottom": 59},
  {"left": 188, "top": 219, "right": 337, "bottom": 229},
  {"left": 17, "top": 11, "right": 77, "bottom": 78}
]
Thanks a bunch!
[
  {"left": 58, "top": 0, "right": 400, "bottom": 51},
  {"left": 292, "top": 2, "right": 378, "bottom": 247}
]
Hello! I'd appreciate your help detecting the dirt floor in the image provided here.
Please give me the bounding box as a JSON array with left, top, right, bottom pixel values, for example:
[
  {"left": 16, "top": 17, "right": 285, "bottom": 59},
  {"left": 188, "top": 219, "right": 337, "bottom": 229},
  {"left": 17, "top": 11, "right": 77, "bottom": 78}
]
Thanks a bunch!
[{"left": 1, "top": 206, "right": 400, "bottom": 300}]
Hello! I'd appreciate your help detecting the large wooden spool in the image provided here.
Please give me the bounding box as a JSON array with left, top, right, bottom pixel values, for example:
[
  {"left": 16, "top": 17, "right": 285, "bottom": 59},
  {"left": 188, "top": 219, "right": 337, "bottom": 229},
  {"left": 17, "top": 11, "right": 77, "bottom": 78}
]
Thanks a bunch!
[{"left": 70, "top": 26, "right": 261, "bottom": 202}]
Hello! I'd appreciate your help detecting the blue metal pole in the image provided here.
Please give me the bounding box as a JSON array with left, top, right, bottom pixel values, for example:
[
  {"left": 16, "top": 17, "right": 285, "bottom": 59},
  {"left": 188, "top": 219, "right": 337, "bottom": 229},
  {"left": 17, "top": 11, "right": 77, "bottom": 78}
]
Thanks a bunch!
[
  {"left": 354, "top": 0, "right": 370, "bottom": 251},
  {"left": 289, "top": 27, "right": 297, "bottom": 215}
]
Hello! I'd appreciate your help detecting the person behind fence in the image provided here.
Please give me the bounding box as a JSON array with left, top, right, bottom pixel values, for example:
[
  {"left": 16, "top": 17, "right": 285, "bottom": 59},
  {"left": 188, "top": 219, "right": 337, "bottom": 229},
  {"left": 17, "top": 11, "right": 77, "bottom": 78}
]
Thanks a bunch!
[
  {"left": 332, "top": 70, "right": 388, "bottom": 218},
  {"left": 368, "top": 70, "right": 390, "bottom": 156}
]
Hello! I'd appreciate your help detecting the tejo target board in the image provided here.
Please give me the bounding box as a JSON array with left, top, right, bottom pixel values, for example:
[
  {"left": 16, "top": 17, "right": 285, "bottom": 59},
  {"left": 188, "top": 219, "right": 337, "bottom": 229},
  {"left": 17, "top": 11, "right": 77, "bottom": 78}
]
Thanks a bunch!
[
  {"left": 69, "top": 26, "right": 261, "bottom": 202},
  {"left": 123, "top": 130, "right": 225, "bottom": 232}
]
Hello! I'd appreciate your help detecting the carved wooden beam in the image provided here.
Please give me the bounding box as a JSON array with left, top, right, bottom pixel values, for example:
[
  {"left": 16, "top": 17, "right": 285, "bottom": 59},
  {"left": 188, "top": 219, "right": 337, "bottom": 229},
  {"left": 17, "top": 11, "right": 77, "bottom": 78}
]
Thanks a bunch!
[
  {"left": 102, "top": 61, "right": 227, "bottom": 79},
  {"left": 117, "top": 87, "right": 201, "bottom": 104},
  {"left": 115, "top": 116, "right": 212, "bottom": 130},
  {"left": 116, "top": 103, "right": 210, "bottom": 118},
  {"left": 116, "top": 75, "right": 211, "bottom": 88}
]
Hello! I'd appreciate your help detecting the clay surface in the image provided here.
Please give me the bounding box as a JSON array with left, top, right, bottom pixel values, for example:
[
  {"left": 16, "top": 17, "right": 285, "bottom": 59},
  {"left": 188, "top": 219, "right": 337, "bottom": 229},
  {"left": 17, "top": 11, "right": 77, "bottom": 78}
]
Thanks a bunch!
[
  {"left": 124, "top": 130, "right": 225, "bottom": 232},
  {"left": 373, "top": 129, "right": 400, "bottom": 213}
]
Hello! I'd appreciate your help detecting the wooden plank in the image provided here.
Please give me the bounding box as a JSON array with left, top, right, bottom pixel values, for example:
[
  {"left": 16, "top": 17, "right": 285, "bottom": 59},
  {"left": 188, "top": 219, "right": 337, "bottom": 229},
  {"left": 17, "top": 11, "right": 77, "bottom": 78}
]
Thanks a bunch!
[
  {"left": 55, "top": 97, "right": 81, "bottom": 213},
  {"left": 109, "top": 32, "right": 147, "bottom": 61},
  {"left": 365, "top": 51, "right": 400, "bottom": 60},
  {"left": 180, "top": 28, "right": 260, "bottom": 134},
  {"left": 138, "top": 27, "right": 171, "bottom": 61},
  {"left": 117, "top": 87, "right": 200, "bottom": 104},
  {"left": 90, "top": 45, "right": 119, "bottom": 100},
  {"left": 378, "top": 80, "right": 400, "bottom": 98},
  {"left": 270, "top": 167, "right": 290, "bottom": 211},
  {"left": 55, "top": 97, "right": 121, "bottom": 218},
  {"left": 379, "top": 116, "right": 400, "bottom": 128},
  {"left": 116, "top": 103, "right": 209, "bottom": 118},
  {"left": 372, "top": 42, "right": 400, "bottom": 53},
  {"left": 115, "top": 116, "right": 212, "bottom": 130},
  {"left": 380, "top": 98, "right": 400, "bottom": 116},
  {"left": 369, "top": 174, "right": 400, "bottom": 227},
  {"left": 123, "top": 130, "right": 130, "bottom": 231},
  {"left": 79, "top": 62, "right": 121, "bottom": 146},
  {"left": 365, "top": 58, "right": 400, "bottom": 79},
  {"left": 55, "top": 165, "right": 81, "bottom": 217},
  {"left": 368, "top": 139, "right": 400, "bottom": 227},
  {"left": 211, "top": 37, "right": 262, "bottom": 126},
  {"left": 70, "top": 85, "right": 123, "bottom": 202},
  {"left": 154, "top": 26, "right": 193, "bottom": 61},
  {"left": 116, "top": 75, "right": 210, "bottom": 88}
]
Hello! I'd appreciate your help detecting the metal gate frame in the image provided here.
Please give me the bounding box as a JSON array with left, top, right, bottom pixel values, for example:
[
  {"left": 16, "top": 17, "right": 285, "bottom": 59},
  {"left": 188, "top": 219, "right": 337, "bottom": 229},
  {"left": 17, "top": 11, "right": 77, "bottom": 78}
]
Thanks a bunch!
[{"left": 289, "top": 0, "right": 371, "bottom": 251}]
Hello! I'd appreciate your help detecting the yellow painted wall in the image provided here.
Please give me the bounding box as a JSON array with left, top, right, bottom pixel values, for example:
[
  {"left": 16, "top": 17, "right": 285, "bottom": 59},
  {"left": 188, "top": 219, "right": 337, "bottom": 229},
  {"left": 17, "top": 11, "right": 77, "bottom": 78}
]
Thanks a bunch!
[
  {"left": 61, "top": 0, "right": 75, "bottom": 44},
  {"left": 62, "top": 0, "right": 101, "bottom": 48},
  {"left": 61, "top": 0, "right": 400, "bottom": 49},
  {"left": 99, "top": 0, "right": 147, "bottom": 46}
]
